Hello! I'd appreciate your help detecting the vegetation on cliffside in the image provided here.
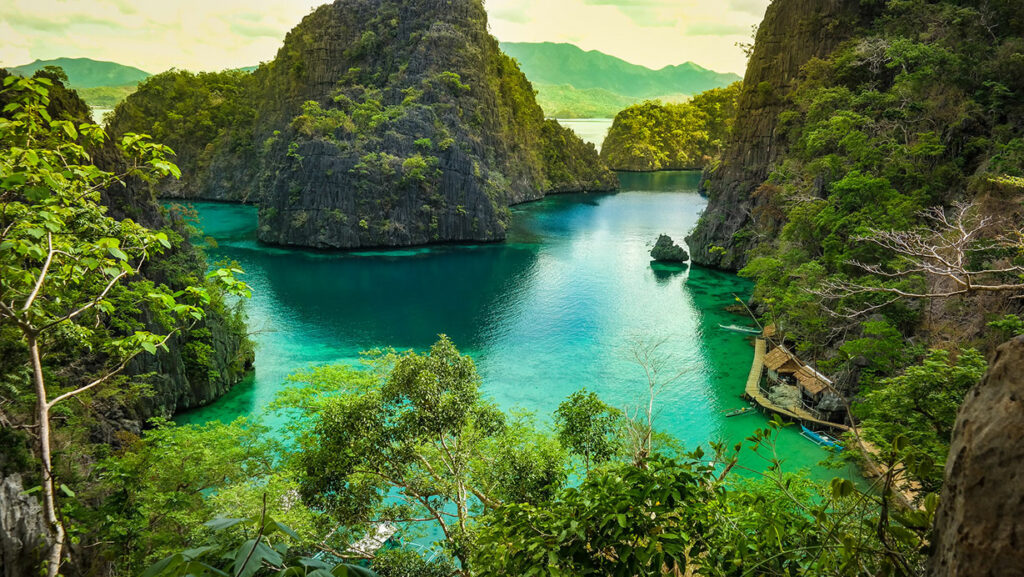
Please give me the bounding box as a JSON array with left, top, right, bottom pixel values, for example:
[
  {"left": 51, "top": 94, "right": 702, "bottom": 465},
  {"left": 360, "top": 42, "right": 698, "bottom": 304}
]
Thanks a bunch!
[
  {"left": 692, "top": 0, "right": 1024, "bottom": 491},
  {"left": 600, "top": 83, "right": 740, "bottom": 171}
]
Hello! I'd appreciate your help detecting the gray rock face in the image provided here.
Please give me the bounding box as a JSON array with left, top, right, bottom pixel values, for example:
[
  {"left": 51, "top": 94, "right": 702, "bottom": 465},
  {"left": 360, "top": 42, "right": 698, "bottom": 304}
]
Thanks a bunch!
[
  {"left": 235, "top": 0, "right": 615, "bottom": 249},
  {"left": 685, "top": 0, "right": 870, "bottom": 270},
  {"left": 0, "top": 474, "right": 50, "bottom": 577},
  {"left": 929, "top": 335, "right": 1024, "bottom": 576},
  {"left": 650, "top": 234, "right": 689, "bottom": 263}
]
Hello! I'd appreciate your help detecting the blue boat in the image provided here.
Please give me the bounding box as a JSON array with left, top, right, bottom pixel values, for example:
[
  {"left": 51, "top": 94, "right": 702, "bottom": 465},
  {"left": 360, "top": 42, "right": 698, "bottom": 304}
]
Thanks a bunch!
[{"left": 801, "top": 425, "right": 844, "bottom": 451}]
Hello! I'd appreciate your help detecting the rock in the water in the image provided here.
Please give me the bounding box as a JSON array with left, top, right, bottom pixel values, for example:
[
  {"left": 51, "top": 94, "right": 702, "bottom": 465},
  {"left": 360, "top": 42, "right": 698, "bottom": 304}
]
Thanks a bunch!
[
  {"left": 650, "top": 234, "right": 689, "bottom": 262},
  {"left": 929, "top": 335, "right": 1024, "bottom": 576}
]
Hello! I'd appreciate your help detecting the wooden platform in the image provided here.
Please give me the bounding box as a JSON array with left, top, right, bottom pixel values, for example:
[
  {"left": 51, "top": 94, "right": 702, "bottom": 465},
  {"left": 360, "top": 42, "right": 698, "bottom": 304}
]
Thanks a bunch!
[
  {"left": 743, "top": 339, "right": 850, "bottom": 433},
  {"left": 743, "top": 338, "right": 920, "bottom": 508}
]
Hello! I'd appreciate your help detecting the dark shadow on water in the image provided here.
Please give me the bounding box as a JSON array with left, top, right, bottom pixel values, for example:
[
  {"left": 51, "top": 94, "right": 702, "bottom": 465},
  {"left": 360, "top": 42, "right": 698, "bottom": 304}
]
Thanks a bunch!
[{"left": 649, "top": 261, "right": 688, "bottom": 285}]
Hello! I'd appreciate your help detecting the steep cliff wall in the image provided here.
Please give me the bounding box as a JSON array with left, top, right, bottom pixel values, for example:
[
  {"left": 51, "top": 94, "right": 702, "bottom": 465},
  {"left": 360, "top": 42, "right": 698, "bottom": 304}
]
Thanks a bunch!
[
  {"left": 0, "top": 474, "right": 50, "bottom": 577},
  {"left": 686, "top": 0, "right": 869, "bottom": 269},
  {"left": 250, "top": 0, "right": 615, "bottom": 248},
  {"left": 929, "top": 335, "right": 1024, "bottom": 576}
]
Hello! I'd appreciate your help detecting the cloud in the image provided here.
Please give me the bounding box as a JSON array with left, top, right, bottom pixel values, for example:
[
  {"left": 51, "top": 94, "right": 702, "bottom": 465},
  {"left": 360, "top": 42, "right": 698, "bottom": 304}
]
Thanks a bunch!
[
  {"left": 0, "top": 0, "right": 323, "bottom": 72},
  {"left": 726, "top": 0, "right": 769, "bottom": 16},
  {"left": 582, "top": 0, "right": 679, "bottom": 27},
  {"left": 685, "top": 22, "right": 753, "bottom": 37}
]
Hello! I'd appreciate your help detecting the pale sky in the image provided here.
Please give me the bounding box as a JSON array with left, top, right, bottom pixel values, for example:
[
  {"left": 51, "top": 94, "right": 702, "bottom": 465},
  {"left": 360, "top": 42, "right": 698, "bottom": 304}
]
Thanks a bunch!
[{"left": 0, "top": 0, "right": 769, "bottom": 75}]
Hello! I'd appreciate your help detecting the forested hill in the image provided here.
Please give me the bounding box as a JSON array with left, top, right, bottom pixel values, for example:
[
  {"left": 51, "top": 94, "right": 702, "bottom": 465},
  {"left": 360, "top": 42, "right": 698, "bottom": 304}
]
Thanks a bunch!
[
  {"left": 500, "top": 42, "right": 740, "bottom": 98},
  {"left": 110, "top": 0, "right": 617, "bottom": 249},
  {"left": 600, "top": 83, "right": 740, "bottom": 171},
  {"left": 8, "top": 57, "right": 150, "bottom": 88}
]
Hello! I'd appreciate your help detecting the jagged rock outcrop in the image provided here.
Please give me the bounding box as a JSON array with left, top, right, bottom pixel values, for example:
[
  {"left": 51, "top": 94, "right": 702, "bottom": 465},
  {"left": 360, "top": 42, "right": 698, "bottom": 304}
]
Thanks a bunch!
[
  {"left": 686, "top": 0, "right": 872, "bottom": 269},
  {"left": 650, "top": 234, "right": 689, "bottom": 263},
  {"left": 110, "top": 0, "right": 617, "bottom": 249},
  {"left": 252, "top": 0, "right": 615, "bottom": 248},
  {"left": 929, "top": 336, "right": 1024, "bottom": 576},
  {"left": 0, "top": 474, "right": 50, "bottom": 577}
]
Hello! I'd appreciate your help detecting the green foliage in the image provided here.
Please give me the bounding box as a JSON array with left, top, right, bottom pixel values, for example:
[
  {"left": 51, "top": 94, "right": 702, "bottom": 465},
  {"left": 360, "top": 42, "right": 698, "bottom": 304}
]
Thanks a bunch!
[
  {"left": 474, "top": 456, "right": 716, "bottom": 576},
  {"left": 108, "top": 69, "right": 255, "bottom": 187},
  {"left": 288, "top": 336, "right": 566, "bottom": 570},
  {"left": 372, "top": 548, "right": 456, "bottom": 577},
  {"left": 92, "top": 419, "right": 281, "bottom": 571},
  {"left": 292, "top": 100, "right": 354, "bottom": 139},
  {"left": 144, "top": 514, "right": 378, "bottom": 577},
  {"left": 987, "top": 314, "right": 1024, "bottom": 339},
  {"left": 554, "top": 389, "right": 621, "bottom": 471},
  {"left": 856, "top": 349, "right": 986, "bottom": 489},
  {"left": 600, "top": 83, "right": 741, "bottom": 171}
]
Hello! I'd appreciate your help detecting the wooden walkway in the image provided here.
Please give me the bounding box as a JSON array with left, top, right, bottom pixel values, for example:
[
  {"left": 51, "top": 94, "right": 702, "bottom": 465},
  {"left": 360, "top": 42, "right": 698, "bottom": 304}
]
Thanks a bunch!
[{"left": 743, "top": 338, "right": 850, "bottom": 433}]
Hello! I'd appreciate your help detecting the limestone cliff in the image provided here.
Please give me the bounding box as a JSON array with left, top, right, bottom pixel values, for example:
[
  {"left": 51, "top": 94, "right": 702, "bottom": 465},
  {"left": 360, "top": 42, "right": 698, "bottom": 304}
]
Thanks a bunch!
[
  {"left": 0, "top": 474, "right": 50, "bottom": 577},
  {"left": 110, "top": 0, "right": 617, "bottom": 249},
  {"left": 252, "top": 0, "right": 615, "bottom": 248},
  {"left": 928, "top": 336, "right": 1024, "bottom": 576},
  {"left": 685, "top": 0, "right": 871, "bottom": 269}
]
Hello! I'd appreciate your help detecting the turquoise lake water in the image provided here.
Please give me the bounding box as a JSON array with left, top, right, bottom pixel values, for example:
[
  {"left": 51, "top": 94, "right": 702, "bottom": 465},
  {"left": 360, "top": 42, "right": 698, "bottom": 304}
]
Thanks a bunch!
[{"left": 176, "top": 171, "right": 856, "bottom": 481}]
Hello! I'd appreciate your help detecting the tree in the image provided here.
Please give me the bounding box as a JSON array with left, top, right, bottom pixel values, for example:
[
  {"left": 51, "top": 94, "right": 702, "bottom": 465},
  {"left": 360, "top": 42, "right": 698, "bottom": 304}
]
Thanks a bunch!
[
  {"left": 855, "top": 348, "right": 986, "bottom": 490},
  {"left": 623, "top": 336, "right": 688, "bottom": 467},
  {"left": 0, "top": 75, "right": 250, "bottom": 576},
  {"left": 287, "top": 336, "right": 566, "bottom": 575},
  {"left": 818, "top": 201, "right": 1024, "bottom": 316},
  {"left": 93, "top": 418, "right": 284, "bottom": 574},
  {"left": 473, "top": 456, "right": 718, "bottom": 576},
  {"left": 144, "top": 503, "right": 379, "bottom": 577},
  {"left": 554, "top": 389, "right": 621, "bottom": 471}
]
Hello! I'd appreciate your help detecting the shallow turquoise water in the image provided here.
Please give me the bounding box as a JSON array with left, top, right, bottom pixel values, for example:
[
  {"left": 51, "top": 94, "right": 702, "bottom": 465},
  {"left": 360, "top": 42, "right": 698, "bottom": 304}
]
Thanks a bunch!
[{"left": 176, "top": 171, "right": 855, "bottom": 481}]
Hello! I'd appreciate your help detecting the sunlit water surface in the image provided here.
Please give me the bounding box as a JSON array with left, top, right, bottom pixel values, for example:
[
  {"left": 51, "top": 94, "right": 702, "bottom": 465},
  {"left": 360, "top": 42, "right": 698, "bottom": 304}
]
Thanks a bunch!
[
  {"left": 176, "top": 171, "right": 856, "bottom": 481},
  {"left": 557, "top": 118, "right": 614, "bottom": 151}
]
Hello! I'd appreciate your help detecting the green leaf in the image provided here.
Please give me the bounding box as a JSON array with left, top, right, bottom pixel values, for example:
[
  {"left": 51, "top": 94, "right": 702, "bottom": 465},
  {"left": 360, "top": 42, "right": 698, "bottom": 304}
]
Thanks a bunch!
[
  {"left": 203, "top": 517, "right": 247, "bottom": 532},
  {"left": 142, "top": 553, "right": 183, "bottom": 577}
]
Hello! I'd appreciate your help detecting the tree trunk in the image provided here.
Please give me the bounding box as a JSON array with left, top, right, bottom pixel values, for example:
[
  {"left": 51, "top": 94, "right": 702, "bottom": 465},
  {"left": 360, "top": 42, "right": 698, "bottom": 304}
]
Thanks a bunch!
[{"left": 28, "top": 333, "right": 65, "bottom": 577}]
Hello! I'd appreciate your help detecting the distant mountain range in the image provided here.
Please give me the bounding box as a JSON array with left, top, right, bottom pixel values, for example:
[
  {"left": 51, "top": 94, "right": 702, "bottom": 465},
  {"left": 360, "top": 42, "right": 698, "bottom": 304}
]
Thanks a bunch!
[
  {"left": 8, "top": 57, "right": 151, "bottom": 88},
  {"left": 500, "top": 42, "right": 741, "bottom": 117},
  {"left": 6, "top": 46, "right": 741, "bottom": 118}
]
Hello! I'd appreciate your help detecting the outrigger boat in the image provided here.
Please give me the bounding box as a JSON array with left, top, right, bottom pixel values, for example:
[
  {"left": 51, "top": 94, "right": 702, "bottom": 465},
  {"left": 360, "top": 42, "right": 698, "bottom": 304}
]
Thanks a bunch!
[
  {"left": 719, "top": 324, "right": 762, "bottom": 335},
  {"left": 724, "top": 406, "right": 755, "bottom": 417},
  {"left": 800, "top": 425, "right": 844, "bottom": 451}
]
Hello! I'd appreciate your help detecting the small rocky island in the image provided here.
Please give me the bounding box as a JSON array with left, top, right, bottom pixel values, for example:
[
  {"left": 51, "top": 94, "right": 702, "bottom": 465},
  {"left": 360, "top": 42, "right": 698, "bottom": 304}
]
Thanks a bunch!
[{"left": 650, "top": 234, "right": 689, "bottom": 263}]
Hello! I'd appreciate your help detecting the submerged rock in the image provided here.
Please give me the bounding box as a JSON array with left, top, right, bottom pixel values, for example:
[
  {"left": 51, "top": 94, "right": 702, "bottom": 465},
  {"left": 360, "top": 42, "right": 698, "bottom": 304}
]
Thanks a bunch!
[{"left": 650, "top": 234, "right": 689, "bottom": 263}]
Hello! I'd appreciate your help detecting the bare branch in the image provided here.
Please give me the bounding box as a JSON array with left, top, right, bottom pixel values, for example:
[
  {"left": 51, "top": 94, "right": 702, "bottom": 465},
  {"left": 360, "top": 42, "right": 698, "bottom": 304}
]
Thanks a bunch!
[{"left": 815, "top": 201, "right": 1024, "bottom": 318}]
